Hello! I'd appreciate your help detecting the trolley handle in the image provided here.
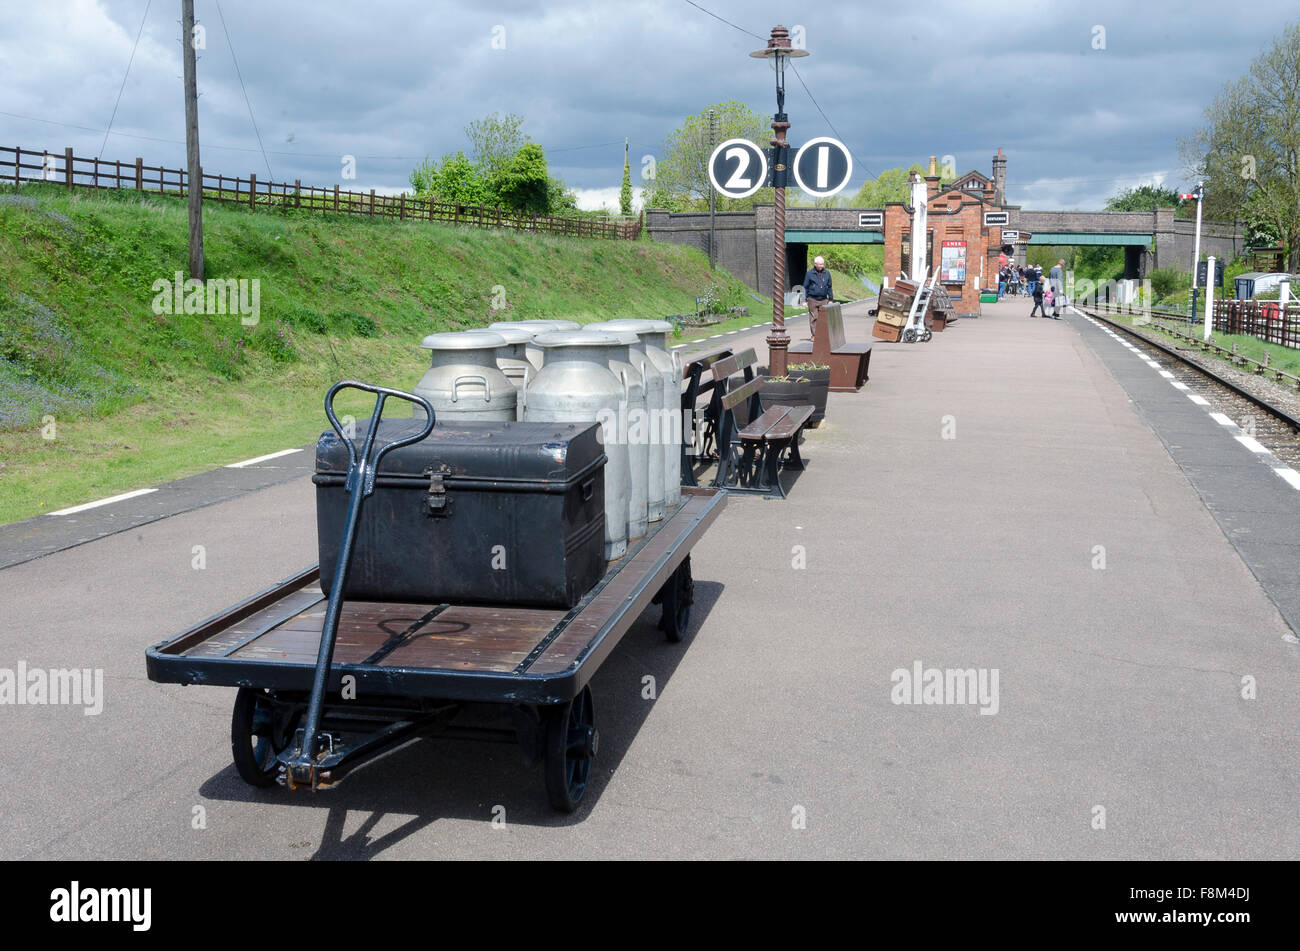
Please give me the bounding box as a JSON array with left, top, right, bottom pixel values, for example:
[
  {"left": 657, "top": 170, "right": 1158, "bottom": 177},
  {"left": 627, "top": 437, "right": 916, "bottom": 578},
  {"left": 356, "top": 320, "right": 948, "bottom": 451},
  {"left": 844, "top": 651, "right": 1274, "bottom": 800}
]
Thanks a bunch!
[{"left": 324, "top": 380, "right": 435, "bottom": 498}]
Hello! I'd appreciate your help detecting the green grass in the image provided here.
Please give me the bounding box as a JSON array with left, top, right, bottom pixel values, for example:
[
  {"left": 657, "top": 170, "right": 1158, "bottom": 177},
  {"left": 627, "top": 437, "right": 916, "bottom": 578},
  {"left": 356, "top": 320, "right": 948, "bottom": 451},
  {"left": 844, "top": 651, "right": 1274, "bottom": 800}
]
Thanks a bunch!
[
  {"left": 0, "top": 183, "right": 762, "bottom": 523},
  {"left": 1104, "top": 309, "right": 1300, "bottom": 376}
]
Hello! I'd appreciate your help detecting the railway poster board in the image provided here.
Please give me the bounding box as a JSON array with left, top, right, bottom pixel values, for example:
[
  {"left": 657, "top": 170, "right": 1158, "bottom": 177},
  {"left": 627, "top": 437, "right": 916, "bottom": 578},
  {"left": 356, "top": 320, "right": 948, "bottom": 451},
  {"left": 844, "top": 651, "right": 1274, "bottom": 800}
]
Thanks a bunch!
[{"left": 940, "top": 240, "right": 967, "bottom": 283}]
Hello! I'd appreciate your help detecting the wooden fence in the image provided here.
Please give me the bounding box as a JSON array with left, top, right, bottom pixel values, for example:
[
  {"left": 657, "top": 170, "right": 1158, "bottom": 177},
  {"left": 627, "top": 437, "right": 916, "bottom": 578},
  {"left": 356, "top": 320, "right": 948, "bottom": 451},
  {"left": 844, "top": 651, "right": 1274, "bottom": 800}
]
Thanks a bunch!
[
  {"left": 1213, "top": 298, "right": 1300, "bottom": 350},
  {"left": 0, "top": 145, "right": 642, "bottom": 240}
]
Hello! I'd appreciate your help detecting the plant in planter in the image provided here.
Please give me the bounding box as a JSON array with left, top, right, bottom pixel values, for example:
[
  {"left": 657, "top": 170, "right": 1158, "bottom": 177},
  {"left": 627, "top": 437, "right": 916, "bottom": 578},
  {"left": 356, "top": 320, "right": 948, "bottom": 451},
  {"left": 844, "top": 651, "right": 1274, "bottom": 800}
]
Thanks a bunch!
[
  {"left": 787, "top": 361, "right": 830, "bottom": 425},
  {"left": 756, "top": 372, "right": 814, "bottom": 417}
]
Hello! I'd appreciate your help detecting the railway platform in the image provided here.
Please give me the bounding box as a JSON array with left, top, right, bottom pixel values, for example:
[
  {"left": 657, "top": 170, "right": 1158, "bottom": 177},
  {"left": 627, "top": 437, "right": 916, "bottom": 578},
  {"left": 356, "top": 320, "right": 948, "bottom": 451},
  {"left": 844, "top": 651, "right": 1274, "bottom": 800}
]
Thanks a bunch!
[{"left": 2, "top": 297, "right": 1299, "bottom": 859}]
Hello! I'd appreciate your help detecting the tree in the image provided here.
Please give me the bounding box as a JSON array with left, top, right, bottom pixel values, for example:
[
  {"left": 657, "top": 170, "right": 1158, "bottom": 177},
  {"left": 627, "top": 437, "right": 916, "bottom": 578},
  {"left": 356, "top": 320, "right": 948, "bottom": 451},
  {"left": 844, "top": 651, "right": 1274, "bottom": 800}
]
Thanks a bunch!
[
  {"left": 1180, "top": 23, "right": 1300, "bottom": 269},
  {"left": 409, "top": 151, "right": 493, "bottom": 205},
  {"left": 620, "top": 139, "right": 633, "bottom": 217},
  {"left": 650, "top": 100, "right": 771, "bottom": 211},
  {"left": 465, "top": 112, "right": 528, "bottom": 177},
  {"left": 493, "top": 142, "right": 550, "bottom": 215},
  {"left": 1105, "top": 184, "right": 1185, "bottom": 214},
  {"left": 850, "top": 164, "right": 927, "bottom": 207}
]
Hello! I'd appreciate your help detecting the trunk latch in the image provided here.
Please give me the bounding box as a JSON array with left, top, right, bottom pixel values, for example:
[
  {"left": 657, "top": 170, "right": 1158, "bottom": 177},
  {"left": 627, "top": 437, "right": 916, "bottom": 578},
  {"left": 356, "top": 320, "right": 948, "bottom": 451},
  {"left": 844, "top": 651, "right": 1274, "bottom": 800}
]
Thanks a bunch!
[{"left": 424, "top": 470, "right": 450, "bottom": 517}]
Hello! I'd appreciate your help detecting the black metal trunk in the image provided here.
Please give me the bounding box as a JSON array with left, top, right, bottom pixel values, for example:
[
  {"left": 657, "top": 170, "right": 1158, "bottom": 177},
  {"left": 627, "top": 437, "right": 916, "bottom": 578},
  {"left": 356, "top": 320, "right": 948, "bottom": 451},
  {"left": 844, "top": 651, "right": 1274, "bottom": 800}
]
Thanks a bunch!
[{"left": 315, "top": 419, "right": 606, "bottom": 608}]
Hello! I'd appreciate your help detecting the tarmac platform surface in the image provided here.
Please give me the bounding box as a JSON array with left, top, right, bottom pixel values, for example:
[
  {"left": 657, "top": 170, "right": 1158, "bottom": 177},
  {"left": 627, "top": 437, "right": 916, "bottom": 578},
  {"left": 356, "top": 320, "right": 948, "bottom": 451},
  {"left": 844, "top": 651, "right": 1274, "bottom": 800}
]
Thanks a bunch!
[{"left": 2, "top": 298, "right": 1298, "bottom": 859}]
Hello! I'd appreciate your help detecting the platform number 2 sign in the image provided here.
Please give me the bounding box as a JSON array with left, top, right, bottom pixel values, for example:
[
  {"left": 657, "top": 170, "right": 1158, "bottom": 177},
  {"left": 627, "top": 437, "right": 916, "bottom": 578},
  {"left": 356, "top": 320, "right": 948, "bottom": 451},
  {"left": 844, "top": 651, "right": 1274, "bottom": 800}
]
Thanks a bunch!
[{"left": 708, "top": 139, "right": 769, "bottom": 199}]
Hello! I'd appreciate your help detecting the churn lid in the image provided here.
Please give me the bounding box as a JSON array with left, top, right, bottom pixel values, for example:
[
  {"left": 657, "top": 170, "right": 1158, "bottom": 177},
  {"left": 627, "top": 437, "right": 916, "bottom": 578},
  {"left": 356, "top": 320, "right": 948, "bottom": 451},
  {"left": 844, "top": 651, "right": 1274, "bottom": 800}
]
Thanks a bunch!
[
  {"left": 533, "top": 330, "right": 622, "bottom": 349},
  {"left": 419, "top": 330, "right": 507, "bottom": 350}
]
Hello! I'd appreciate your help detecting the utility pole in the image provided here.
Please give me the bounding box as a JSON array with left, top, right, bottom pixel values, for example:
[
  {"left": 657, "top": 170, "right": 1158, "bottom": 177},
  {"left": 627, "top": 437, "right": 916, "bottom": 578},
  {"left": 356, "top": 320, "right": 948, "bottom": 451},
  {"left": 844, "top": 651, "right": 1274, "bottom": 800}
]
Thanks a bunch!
[
  {"left": 182, "top": 0, "right": 204, "bottom": 280},
  {"left": 707, "top": 109, "right": 717, "bottom": 269}
]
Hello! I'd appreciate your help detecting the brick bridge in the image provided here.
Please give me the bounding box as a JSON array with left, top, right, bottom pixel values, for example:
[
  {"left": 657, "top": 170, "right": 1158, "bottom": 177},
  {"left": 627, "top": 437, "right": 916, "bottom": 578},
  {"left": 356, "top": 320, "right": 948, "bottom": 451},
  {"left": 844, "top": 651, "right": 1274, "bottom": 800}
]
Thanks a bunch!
[{"left": 645, "top": 152, "right": 1244, "bottom": 309}]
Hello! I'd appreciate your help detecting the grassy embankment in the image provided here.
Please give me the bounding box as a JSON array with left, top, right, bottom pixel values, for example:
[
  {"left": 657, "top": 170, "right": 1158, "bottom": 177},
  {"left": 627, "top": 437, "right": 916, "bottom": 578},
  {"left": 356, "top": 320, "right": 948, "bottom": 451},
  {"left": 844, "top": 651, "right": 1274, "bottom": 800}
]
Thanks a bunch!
[
  {"left": 0, "top": 184, "right": 763, "bottom": 522},
  {"left": 1099, "top": 308, "right": 1300, "bottom": 377}
]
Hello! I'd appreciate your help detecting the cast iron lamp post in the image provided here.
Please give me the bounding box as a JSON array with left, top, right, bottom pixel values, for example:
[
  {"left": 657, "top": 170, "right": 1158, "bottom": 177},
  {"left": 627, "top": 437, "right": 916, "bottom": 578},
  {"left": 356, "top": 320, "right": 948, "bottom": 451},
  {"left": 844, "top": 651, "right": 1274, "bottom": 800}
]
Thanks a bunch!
[{"left": 750, "top": 25, "right": 807, "bottom": 377}]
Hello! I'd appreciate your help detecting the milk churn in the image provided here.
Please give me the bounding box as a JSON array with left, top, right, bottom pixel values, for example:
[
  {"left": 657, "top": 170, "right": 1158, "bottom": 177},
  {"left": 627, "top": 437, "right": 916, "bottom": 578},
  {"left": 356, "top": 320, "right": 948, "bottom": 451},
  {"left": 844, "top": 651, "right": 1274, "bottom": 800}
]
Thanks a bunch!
[
  {"left": 524, "top": 330, "right": 629, "bottom": 561},
  {"left": 490, "top": 320, "right": 582, "bottom": 372},
  {"left": 593, "top": 318, "right": 681, "bottom": 509},
  {"left": 415, "top": 330, "right": 517, "bottom": 421},
  {"left": 486, "top": 325, "right": 534, "bottom": 420},
  {"left": 586, "top": 329, "right": 649, "bottom": 539},
  {"left": 586, "top": 322, "right": 665, "bottom": 523}
]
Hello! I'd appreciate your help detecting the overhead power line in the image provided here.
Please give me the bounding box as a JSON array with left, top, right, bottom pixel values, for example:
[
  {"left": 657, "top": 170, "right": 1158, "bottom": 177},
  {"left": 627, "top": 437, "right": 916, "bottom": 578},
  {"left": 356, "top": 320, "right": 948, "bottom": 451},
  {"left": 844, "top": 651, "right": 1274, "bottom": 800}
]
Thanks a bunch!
[
  {"left": 100, "top": 0, "right": 153, "bottom": 157},
  {"left": 213, "top": 0, "right": 272, "bottom": 178}
]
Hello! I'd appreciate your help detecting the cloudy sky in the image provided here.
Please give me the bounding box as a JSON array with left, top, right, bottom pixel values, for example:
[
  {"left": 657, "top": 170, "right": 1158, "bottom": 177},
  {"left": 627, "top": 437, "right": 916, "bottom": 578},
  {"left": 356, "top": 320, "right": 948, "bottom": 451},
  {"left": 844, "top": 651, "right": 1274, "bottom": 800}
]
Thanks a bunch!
[{"left": 0, "top": 0, "right": 1288, "bottom": 211}]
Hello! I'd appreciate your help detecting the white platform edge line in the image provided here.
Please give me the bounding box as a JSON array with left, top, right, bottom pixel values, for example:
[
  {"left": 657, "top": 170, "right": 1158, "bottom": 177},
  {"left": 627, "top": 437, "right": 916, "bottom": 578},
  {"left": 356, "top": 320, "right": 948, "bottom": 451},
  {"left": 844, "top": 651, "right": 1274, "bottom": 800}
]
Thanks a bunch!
[
  {"left": 225, "top": 448, "right": 302, "bottom": 469},
  {"left": 47, "top": 487, "right": 157, "bottom": 516},
  {"left": 1274, "top": 467, "right": 1300, "bottom": 491}
]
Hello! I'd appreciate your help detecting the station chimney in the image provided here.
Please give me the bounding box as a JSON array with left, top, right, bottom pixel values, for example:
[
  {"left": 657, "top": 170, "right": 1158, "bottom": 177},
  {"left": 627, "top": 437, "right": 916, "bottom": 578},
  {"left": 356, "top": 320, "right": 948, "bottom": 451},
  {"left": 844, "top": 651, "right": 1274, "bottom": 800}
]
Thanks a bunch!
[{"left": 993, "top": 148, "right": 1007, "bottom": 206}]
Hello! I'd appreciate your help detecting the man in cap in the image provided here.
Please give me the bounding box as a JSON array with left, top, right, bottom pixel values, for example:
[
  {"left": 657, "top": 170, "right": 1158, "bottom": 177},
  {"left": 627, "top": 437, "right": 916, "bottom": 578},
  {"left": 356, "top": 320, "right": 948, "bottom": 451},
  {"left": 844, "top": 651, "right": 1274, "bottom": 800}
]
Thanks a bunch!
[{"left": 802, "top": 256, "right": 834, "bottom": 342}]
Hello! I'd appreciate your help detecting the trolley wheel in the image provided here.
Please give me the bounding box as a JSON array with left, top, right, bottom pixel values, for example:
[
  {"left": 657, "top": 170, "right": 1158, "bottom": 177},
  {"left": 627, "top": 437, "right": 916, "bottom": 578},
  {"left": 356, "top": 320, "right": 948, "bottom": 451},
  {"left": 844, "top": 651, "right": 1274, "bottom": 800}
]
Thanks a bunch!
[
  {"left": 659, "top": 555, "right": 694, "bottom": 642},
  {"left": 231, "top": 687, "right": 300, "bottom": 788},
  {"left": 922, "top": 329, "right": 933, "bottom": 342},
  {"left": 902, "top": 328, "right": 918, "bottom": 343},
  {"left": 543, "top": 686, "right": 597, "bottom": 812}
]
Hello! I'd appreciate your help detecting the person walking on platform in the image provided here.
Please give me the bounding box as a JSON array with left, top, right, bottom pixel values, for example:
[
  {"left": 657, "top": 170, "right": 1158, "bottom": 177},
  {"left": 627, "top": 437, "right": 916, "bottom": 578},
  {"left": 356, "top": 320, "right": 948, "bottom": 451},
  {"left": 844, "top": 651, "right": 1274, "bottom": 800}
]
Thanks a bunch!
[
  {"left": 1049, "top": 259, "right": 1066, "bottom": 316},
  {"left": 1029, "top": 281, "right": 1047, "bottom": 317},
  {"left": 1043, "top": 285, "right": 1059, "bottom": 318},
  {"left": 1009, "top": 267, "right": 1020, "bottom": 297},
  {"left": 802, "top": 256, "right": 833, "bottom": 342},
  {"left": 998, "top": 266, "right": 1007, "bottom": 300}
]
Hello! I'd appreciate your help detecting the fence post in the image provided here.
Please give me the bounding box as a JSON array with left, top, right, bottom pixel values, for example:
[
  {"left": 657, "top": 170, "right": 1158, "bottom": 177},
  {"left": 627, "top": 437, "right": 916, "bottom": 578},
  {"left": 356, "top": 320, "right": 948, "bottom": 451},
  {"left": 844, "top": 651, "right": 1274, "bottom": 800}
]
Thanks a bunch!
[
  {"left": 399, "top": 193, "right": 405, "bottom": 220},
  {"left": 13, "top": 146, "right": 20, "bottom": 187},
  {"left": 333, "top": 184, "right": 339, "bottom": 212},
  {"left": 369, "top": 189, "right": 375, "bottom": 216},
  {"left": 134, "top": 157, "right": 143, "bottom": 190},
  {"left": 65, "top": 146, "right": 73, "bottom": 190},
  {"left": 249, "top": 173, "right": 257, "bottom": 209},
  {"left": 295, "top": 179, "right": 301, "bottom": 208}
]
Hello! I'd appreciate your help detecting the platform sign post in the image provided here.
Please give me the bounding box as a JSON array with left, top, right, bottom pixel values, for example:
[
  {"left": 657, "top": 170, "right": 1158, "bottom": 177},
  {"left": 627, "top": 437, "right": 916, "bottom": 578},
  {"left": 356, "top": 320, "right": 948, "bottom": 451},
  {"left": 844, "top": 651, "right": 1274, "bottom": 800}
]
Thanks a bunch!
[
  {"left": 1181, "top": 184, "right": 1204, "bottom": 322},
  {"left": 1204, "top": 255, "right": 1216, "bottom": 341}
]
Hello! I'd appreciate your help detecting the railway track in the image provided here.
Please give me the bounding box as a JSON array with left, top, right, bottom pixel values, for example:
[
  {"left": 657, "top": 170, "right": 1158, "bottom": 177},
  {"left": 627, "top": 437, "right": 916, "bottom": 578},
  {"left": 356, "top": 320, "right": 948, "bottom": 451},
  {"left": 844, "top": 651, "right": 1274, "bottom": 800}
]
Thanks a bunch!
[{"left": 1078, "top": 306, "right": 1300, "bottom": 470}]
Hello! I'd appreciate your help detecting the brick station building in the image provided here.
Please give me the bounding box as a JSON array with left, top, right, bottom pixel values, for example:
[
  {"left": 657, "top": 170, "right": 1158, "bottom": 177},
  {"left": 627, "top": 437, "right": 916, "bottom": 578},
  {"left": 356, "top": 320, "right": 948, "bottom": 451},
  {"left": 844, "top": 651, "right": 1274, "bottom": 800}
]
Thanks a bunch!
[{"left": 882, "top": 150, "right": 1014, "bottom": 317}]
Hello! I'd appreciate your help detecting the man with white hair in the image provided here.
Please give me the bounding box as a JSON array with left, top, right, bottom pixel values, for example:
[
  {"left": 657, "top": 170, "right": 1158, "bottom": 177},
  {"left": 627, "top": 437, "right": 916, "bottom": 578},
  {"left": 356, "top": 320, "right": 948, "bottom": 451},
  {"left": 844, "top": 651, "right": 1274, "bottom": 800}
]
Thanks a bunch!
[{"left": 802, "top": 256, "right": 834, "bottom": 342}]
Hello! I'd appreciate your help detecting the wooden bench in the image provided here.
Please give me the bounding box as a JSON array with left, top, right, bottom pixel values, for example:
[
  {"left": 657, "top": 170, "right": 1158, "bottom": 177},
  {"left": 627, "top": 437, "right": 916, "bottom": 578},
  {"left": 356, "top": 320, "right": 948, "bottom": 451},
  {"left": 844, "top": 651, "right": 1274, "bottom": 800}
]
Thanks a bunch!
[
  {"left": 789, "top": 301, "right": 871, "bottom": 392},
  {"left": 709, "top": 348, "right": 813, "bottom": 499},
  {"left": 678, "top": 345, "right": 736, "bottom": 486}
]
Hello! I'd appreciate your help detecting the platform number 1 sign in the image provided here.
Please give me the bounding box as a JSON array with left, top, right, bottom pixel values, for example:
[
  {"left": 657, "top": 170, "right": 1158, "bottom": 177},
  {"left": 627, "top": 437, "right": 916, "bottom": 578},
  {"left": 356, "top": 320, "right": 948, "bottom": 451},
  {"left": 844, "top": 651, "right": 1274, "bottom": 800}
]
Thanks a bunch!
[
  {"left": 793, "top": 137, "right": 852, "bottom": 198},
  {"left": 707, "top": 139, "right": 770, "bottom": 199}
]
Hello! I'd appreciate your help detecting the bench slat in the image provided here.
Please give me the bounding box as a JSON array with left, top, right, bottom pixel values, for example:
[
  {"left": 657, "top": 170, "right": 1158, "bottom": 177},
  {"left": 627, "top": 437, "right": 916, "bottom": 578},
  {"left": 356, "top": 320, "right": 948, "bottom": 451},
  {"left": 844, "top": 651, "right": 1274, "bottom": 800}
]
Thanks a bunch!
[
  {"left": 720, "top": 375, "right": 763, "bottom": 411},
  {"left": 709, "top": 347, "right": 758, "bottom": 383},
  {"left": 763, "top": 403, "right": 813, "bottom": 440},
  {"left": 737, "top": 406, "right": 790, "bottom": 440}
]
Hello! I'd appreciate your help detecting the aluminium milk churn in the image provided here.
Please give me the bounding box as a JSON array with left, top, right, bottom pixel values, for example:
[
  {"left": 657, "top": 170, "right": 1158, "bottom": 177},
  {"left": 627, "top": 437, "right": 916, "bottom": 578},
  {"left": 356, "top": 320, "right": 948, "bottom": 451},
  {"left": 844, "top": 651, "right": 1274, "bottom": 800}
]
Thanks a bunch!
[
  {"left": 587, "top": 328, "right": 649, "bottom": 539},
  {"left": 415, "top": 330, "right": 517, "bottom": 421},
  {"left": 491, "top": 320, "right": 582, "bottom": 372},
  {"left": 586, "top": 321, "right": 666, "bottom": 522},
  {"left": 524, "top": 330, "right": 629, "bottom": 560},
  {"left": 594, "top": 318, "right": 681, "bottom": 509}
]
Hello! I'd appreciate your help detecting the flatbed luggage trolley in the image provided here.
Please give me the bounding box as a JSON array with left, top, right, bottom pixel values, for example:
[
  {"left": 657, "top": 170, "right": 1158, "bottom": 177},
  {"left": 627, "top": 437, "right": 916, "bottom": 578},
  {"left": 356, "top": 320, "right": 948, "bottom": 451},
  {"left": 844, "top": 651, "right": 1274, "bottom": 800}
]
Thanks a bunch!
[{"left": 146, "top": 381, "right": 727, "bottom": 812}]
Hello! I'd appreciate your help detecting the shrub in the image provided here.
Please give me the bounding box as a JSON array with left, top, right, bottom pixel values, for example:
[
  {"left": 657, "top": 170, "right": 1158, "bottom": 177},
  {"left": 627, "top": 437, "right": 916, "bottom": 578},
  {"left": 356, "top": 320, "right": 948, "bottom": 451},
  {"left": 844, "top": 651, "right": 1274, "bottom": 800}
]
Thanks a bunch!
[
  {"left": 283, "top": 305, "right": 330, "bottom": 334},
  {"left": 332, "top": 309, "right": 378, "bottom": 337},
  {"left": 1148, "top": 267, "right": 1190, "bottom": 299}
]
